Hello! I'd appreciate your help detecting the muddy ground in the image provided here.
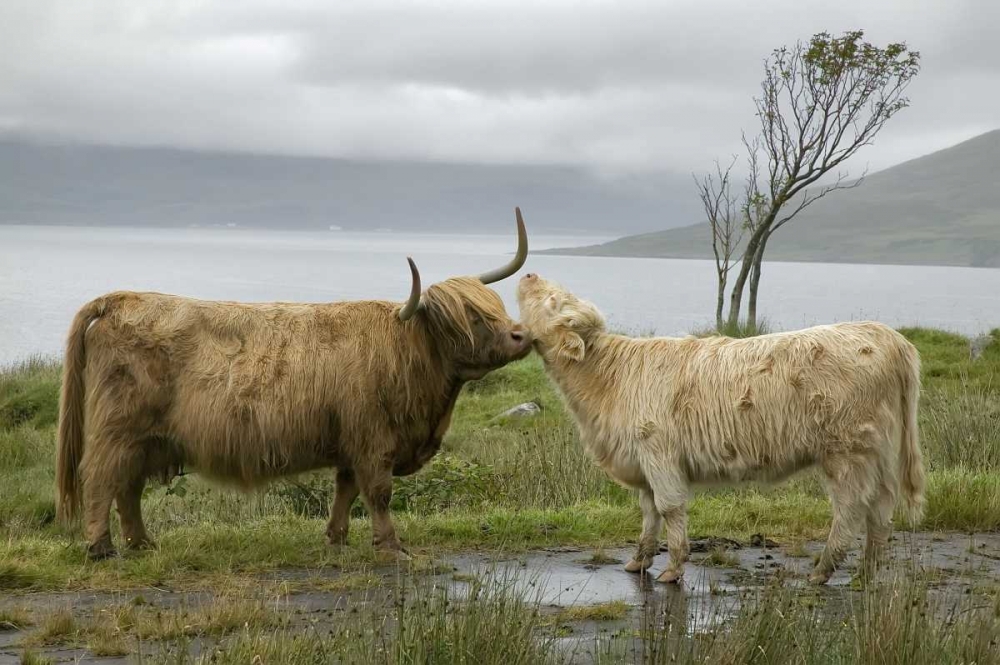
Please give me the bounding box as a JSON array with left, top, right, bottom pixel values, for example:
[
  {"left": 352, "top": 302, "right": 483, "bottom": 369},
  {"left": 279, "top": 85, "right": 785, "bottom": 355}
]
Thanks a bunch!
[{"left": 2, "top": 531, "right": 999, "bottom": 664}]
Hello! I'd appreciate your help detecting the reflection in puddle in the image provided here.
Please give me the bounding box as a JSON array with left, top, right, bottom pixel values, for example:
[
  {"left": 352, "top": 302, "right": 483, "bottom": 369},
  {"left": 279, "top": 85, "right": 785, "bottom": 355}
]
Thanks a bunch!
[{"left": 447, "top": 547, "right": 743, "bottom": 635}]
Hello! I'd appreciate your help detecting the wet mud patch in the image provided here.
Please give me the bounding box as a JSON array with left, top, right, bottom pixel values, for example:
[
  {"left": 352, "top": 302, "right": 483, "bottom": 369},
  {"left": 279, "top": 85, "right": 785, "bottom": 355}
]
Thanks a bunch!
[{"left": 2, "top": 531, "right": 999, "bottom": 664}]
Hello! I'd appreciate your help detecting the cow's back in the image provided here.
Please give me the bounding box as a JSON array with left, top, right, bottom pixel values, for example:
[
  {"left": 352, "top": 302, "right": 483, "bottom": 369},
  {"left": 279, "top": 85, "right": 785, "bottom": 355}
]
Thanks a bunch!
[
  {"left": 661, "top": 322, "right": 915, "bottom": 483},
  {"left": 570, "top": 322, "right": 916, "bottom": 486},
  {"left": 81, "top": 291, "right": 408, "bottom": 485}
]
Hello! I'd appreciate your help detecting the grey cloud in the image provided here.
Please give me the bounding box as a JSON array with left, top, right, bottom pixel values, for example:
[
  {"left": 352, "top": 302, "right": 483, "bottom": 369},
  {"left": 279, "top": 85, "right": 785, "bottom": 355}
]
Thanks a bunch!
[{"left": 0, "top": 0, "right": 997, "bottom": 175}]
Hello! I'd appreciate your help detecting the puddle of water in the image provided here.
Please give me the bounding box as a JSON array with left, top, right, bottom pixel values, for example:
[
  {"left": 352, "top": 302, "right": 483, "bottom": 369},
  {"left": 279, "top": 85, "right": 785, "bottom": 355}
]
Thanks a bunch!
[{"left": 446, "top": 547, "right": 747, "bottom": 636}]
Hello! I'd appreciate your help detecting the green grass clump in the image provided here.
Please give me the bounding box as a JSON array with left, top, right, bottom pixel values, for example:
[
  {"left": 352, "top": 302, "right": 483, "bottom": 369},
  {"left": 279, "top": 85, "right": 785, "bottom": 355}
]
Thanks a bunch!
[
  {"left": 19, "top": 650, "right": 54, "bottom": 665},
  {"left": 21, "top": 608, "right": 77, "bottom": 647},
  {"left": 693, "top": 318, "right": 774, "bottom": 339},
  {"left": 553, "top": 600, "right": 629, "bottom": 623},
  {"left": 161, "top": 576, "right": 561, "bottom": 665},
  {"left": 98, "top": 592, "right": 284, "bottom": 642},
  {"left": 15, "top": 590, "right": 285, "bottom": 655},
  {"left": 0, "top": 358, "right": 61, "bottom": 431},
  {"left": 86, "top": 620, "right": 130, "bottom": 657},
  {"left": 701, "top": 547, "right": 741, "bottom": 568},
  {"left": 0, "top": 606, "right": 32, "bottom": 631},
  {"left": 0, "top": 561, "right": 52, "bottom": 591}
]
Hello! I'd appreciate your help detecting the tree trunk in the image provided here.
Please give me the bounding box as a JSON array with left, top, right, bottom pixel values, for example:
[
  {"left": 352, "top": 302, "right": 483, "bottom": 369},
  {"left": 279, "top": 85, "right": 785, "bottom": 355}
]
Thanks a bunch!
[
  {"left": 725, "top": 230, "right": 765, "bottom": 328},
  {"left": 747, "top": 261, "right": 760, "bottom": 330},
  {"left": 747, "top": 230, "right": 773, "bottom": 331},
  {"left": 716, "top": 273, "right": 727, "bottom": 329}
]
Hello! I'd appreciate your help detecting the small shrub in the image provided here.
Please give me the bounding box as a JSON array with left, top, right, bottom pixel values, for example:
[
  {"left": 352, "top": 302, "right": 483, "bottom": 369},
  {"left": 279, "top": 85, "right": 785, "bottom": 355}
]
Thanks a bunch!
[
  {"left": 271, "top": 476, "right": 335, "bottom": 518},
  {"left": 392, "top": 455, "right": 494, "bottom": 513},
  {"left": 271, "top": 455, "right": 496, "bottom": 518}
]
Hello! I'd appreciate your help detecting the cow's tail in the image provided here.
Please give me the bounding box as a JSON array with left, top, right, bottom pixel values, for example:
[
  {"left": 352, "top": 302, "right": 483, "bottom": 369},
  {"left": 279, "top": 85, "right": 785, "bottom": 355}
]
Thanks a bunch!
[
  {"left": 57, "top": 297, "right": 107, "bottom": 524},
  {"left": 898, "top": 344, "right": 926, "bottom": 527}
]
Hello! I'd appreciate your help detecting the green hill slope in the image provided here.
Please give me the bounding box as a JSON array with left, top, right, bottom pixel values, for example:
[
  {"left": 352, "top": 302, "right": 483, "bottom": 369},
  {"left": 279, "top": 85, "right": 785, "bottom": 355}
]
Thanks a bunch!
[{"left": 546, "top": 129, "right": 1000, "bottom": 267}]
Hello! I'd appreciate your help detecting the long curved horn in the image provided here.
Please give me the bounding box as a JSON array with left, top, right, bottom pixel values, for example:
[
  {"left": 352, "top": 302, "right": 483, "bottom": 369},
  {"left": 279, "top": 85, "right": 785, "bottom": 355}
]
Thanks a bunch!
[
  {"left": 476, "top": 207, "right": 528, "bottom": 284},
  {"left": 398, "top": 256, "right": 422, "bottom": 321}
]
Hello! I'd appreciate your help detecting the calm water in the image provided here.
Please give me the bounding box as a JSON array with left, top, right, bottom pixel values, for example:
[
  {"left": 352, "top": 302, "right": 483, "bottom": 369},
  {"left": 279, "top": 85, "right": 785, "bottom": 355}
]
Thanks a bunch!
[{"left": 2, "top": 225, "right": 998, "bottom": 365}]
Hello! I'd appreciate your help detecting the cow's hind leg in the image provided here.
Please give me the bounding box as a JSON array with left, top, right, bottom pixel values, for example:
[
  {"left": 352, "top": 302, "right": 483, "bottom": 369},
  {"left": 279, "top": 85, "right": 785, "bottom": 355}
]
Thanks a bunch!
[
  {"left": 82, "top": 476, "right": 116, "bottom": 560},
  {"left": 625, "top": 488, "right": 660, "bottom": 573},
  {"left": 326, "top": 468, "right": 359, "bottom": 546},
  {"left": 117, "top": 474, "right": 154, "bottom": 551},
  {"left": 356, "top": 463, "right": 408, "bottom": 558},
  {"left": 81, "top": 438, "right": 143, "bottom": 560},
  {"left": 862, "top": 457, "right": 898, "bottom": 579},
  {"left": 812, "top": 452, "right": 879, "bottom": 585}
]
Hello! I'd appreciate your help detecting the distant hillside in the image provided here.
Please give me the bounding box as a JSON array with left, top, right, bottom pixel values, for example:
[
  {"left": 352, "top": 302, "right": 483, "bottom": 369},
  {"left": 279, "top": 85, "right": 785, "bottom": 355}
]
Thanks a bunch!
[
  {"left": 0, "top": 138, "right": 699, "bottom": 235},
  {"left": 546, "top": 130, "right": 1000, "bottom": 267}
]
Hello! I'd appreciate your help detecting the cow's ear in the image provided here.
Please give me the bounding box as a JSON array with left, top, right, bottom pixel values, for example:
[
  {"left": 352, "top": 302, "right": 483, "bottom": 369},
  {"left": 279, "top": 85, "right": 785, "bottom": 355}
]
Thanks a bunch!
[
  {"left": 555, "top": 330, "right": 586, "bottom": 362},
  {"left": 551, "top": 312, "right": 587, "bottom": 362}
]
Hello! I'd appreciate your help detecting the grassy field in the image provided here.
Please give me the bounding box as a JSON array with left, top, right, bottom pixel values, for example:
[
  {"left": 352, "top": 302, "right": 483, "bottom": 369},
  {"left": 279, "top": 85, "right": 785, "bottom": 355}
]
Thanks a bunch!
[{"left": 2, "top": 326, "right": 1000, "bottom": 662}]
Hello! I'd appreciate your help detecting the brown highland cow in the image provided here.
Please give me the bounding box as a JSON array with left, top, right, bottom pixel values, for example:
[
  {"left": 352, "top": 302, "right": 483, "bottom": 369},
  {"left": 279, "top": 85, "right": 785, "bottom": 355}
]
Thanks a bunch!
[{"left": 57, "top": 209, "right": 532, "bottom": 560}]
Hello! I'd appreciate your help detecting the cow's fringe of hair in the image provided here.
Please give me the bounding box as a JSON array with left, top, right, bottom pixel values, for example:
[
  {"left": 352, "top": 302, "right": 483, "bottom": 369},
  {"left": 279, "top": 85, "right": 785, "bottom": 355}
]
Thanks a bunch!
[{"left": 422, "top": 277, "right": 510, "bottom": 351}]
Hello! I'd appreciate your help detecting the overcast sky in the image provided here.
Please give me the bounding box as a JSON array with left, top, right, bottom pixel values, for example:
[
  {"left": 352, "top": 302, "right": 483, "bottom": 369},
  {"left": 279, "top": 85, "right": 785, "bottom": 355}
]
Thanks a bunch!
[{"left": 1, "top": 0, "right": 997, "bottom": 176}]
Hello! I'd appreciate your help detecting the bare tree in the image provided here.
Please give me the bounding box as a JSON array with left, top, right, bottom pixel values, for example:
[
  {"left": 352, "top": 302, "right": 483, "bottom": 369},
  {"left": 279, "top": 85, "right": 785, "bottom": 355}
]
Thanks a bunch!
[
  {"left": 710, "top": 30, "right": 920, "bottom": 330},
  {"left": 696, "top": 157, "right": 742, "bottom": 328}
]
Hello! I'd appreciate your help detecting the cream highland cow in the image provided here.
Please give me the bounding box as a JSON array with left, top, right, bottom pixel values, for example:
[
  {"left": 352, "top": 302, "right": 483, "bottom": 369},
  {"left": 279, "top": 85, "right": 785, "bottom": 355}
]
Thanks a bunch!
[{"left": 516, "top": 272, "right": 925, "bottom": 585}]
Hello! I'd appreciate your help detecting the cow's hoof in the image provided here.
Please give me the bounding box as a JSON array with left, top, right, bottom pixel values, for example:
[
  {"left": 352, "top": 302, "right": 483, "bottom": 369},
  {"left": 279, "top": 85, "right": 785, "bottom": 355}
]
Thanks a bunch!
[
  {"left": 86, "top": 543, "right": 119, "bottom": 561},
  {"left": 374, "top": 540, "right": 411, "bottom": 561},
  {"left": 124, "top": 537, "right": 156, "bottom": 552},
  {"left": 624, "top": 557, "right": 653, "bottom": 573},
  {"left": 376, "top": 548, "right": 412, "bottom": 563},
  {"left": 327, "top": 530, "right": 349, "bottom": 547},
  {"left": 655, "top": 568, "right": 683, "bottom": 584},
  {"left": 808, "top": 570, "right": 832, "bottom": 585}
]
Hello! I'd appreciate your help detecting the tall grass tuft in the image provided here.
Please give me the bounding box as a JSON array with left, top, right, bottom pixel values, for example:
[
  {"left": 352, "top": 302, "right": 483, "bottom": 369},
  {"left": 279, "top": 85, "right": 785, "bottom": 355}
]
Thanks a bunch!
[
  {"left": 693, "top": 318, "right": 773, "bottom": 339},
  {"left": 609, "top": 569, "right": 1000, "bottom": 664},
  {"left": 158, "top": 573, "right": 562, "bottom": 665},
  {"left": 0, "top": 357, "right": 62, "bottom": 431},
  {"left": 921, "top": 383, "right": 1000, "bottom": 470}
]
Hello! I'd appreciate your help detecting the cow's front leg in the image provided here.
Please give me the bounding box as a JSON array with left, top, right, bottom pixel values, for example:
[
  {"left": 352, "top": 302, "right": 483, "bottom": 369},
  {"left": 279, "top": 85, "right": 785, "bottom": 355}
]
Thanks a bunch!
[
  {"left": 625, "top": 488, "right": 660, "bottom": 573},
  {"left": 656, "top": 504, "right": 689, "bottom": 584},
  {"left": 326, "top": 468, "right": 359, "bottom": 546},
  {"left": 356, "top": 462, "right": 408, "bottom": 558},
  {"left": 648, "top": 468, "right": 689, "bottom": 584}
]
